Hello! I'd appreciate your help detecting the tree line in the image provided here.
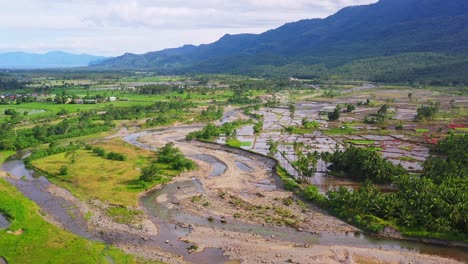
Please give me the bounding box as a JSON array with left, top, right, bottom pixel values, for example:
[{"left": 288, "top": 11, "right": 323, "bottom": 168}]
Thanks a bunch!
[
  {"left": 324, "top": 135, "right": 467, "bottom": 238},
  {"left": 0, "top": 113, "right": 113, "bottom": 151}
]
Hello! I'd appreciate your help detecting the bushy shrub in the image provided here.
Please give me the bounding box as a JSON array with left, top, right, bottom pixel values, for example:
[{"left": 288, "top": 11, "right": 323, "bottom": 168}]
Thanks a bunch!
[
  {"left": 92, "top": 147, "right": 106, "bottom": 157},
  {"left": 107, "top": 152, "right": 126, "bottom": 161}
]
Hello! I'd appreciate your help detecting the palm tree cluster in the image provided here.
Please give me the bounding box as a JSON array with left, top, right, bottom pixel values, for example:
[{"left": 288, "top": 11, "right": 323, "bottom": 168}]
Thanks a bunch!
[{"left": 326, "top": 135, "right": 467, "bottom": 237}]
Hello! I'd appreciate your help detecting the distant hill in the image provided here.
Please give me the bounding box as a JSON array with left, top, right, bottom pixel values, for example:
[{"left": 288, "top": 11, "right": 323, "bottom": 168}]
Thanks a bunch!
[
  {"left": 95, "top": 0, "right": 468, "bottom": 82},
  {"left": 0, "top": 51, "right": 108, "bottom": 69}
]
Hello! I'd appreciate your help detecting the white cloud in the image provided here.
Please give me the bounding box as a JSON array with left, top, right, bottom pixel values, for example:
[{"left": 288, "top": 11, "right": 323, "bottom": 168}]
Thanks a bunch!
[
  {"left": 85, "top": 0, "right": 377, "bottom": 29},
  {"left": 0, "top": 0, "right": 377, "bottom": 56}
]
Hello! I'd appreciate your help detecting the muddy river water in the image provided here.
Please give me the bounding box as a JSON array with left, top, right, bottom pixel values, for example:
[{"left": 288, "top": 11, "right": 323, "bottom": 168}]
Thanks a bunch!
[{"left": 1, "top": 127, "right": 467, "bottom": 263}]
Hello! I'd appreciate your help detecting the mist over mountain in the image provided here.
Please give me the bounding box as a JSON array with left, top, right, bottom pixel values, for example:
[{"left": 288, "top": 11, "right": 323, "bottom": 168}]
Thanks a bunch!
[
  {"left": 95, "top": 0, "right": 468, "bottom": 82},
  {"left": 0, "top": 51, "right": 108, "bottom": 69}
]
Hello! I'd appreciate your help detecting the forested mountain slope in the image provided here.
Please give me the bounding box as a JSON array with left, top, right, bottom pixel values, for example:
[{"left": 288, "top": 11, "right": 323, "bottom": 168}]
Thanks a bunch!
[{"left": 96, "top": 0, "right": 468, "bottom": 82}]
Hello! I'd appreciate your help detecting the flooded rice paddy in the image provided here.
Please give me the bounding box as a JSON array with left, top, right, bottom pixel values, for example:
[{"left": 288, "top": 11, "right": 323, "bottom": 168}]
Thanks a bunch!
[{"left": 223, "top": 97, "right": 435, "bottom": 192}]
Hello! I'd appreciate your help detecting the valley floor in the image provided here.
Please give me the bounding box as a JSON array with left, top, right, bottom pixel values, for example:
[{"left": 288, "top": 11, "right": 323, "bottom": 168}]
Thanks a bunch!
[{"left": 1, "top": 82, "right": 467, "bottom": 264}]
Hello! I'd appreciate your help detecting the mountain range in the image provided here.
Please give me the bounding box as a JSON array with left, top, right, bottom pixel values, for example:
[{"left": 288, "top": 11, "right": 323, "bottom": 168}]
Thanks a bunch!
[
  {"left": 0, "top": 51, "right": 107, "bottom": 69},
  {"left": 95, "top": 0, "right": 468, "bottom": 82}
]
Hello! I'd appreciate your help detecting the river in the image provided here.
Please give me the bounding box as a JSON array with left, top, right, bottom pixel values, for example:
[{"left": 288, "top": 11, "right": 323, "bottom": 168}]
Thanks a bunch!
[
  {"left": 127, "top": 128, "right": 468, "bottom": 262},
  {"left": 1, "top": 125, "right": 467, "bottom": 263}
]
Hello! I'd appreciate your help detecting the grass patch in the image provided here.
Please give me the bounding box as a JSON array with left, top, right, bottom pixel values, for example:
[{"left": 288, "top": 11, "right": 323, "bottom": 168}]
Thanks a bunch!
[
  {"left": 378, "top": 130, "right": 392, "bottom": 134},
  {"left": 399, "top": 156, "right": 419, "bottom": 162},
  {"left": 415, "top": 128, "right": 430, "bottom": 133},
  {"left": 84, "top": 212, "right": 93, "bottom": 221},
  {"left": 275, "top": 166, "right": 300, "bottom": 192},
  {"left": 106, "top": 207, "right": 143, "bottom": 225},
  {"left": 226, "top": 138, "right": 252, "bottom": 148},
  {"left": 401, "top": 227, "right": 468, "bottom": 242},
  {"left": 0, "top": 150, "right": 15, "bottom": 165},
  {"left": 0, "top": 179, "right": 137, "bottom": 264},
  {"left": 239, "top": 141, "right": 252, "bottom": 147}
]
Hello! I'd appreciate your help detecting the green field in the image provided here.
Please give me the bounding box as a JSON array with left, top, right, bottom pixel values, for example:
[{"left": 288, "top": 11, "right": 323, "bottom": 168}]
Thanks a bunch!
[
  {"left": 31, "top": 138, "right": 159, "bottom": 206},
  {"left": 31, "top": 138, "right": 184, "bottom": 207}
]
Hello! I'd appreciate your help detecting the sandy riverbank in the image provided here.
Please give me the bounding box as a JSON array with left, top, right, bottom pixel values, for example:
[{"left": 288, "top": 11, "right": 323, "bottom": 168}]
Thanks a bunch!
[{"left": 137, "top": 126, "right": 463, "bottom": 264}]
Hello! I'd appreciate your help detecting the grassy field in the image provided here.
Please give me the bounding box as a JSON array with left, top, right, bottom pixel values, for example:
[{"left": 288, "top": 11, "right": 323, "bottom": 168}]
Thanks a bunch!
[
  {"left": 31, "top": 138, "right": 181, "bottom": 207},
  {"left": 54, "top": 130, "right": 117, "bottom": 146},
  {"left": 0, "top": 179, "right": 140, "bottom": 264},
  {"left": 31, "top": 138, "right": 157, "bottom": 206}
]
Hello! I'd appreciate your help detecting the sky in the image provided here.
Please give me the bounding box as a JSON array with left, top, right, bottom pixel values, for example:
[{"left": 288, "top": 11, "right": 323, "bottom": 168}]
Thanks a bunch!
[{"left": 0, "top": 0, "right": 377, "bottom": 56}]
